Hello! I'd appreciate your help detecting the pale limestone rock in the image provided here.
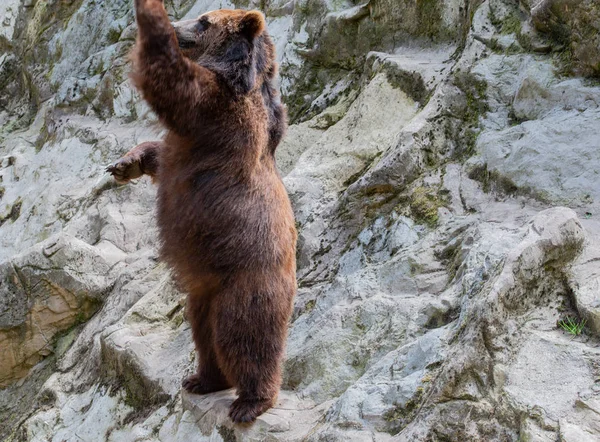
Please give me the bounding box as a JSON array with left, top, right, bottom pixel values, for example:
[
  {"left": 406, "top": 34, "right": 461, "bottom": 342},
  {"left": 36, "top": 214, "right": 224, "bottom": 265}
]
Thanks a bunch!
[
  {"left": 0, "top": 0, "right": 20, "bottom": 40},
  {"left": 1, "top": 0, "right": 600, "bottom": 440},
  {"left": 101, "top": 274, "right": 193, "bottom": 402},
  {"left": 182, "top": 389, "right": 330, "bottom": 441},
  {"left": 477, "top": 108, "right": 600, "bottom": 209},
  {"left": 559, "top": 398, "right": 600, "bottom": 442},
  {"left": 505, "top": 335, "right": 594, "bottom": 420},
  {"left": 0, "top": 234, "right": 112, "bottom": 387}
]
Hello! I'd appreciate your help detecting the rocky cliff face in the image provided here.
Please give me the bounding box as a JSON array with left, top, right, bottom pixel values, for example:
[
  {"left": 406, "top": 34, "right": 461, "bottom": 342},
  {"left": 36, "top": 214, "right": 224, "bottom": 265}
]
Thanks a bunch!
[{"left": 1, "top": 0, "right": 599, "bottom": 440}]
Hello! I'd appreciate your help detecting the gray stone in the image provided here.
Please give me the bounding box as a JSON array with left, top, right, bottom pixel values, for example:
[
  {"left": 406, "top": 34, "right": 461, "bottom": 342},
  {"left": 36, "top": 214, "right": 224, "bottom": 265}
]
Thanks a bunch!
[
  {"left": 476, "top": 108, "right": 600, "bottom": 209},
  {"left": 505, "top": 335, "right": 593, "bottom": 420},
  {"left": 0, "top": 234, "right": 112, "bottom": 387},
  {"left": 182, "top": 389, "right": 329, "bottom": 441},
  {"left": 1, "top": 0, "right": 600, "bottom": 440}
]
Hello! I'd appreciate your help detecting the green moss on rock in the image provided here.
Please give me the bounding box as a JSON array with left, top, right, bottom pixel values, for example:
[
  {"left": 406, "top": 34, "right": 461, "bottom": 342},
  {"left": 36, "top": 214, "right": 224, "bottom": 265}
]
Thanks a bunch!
[
  {"left": 467, "top": 163, "right": 549, "bottom": 203},
  {"left": 383, "top": 386, "right": 426, "bottom": 435},
  {"left": 451, "top": 71, "right": 489, "bottom": 160},
  {"left": 409, "top": 186, "right": 446, "bottom": 227}
]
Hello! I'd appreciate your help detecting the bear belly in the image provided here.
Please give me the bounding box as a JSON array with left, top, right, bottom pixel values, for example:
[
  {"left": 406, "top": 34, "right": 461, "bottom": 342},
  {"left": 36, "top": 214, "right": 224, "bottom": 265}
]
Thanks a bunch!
[{"left": 155, "top": 168, "right": 294, "bottom": 278}]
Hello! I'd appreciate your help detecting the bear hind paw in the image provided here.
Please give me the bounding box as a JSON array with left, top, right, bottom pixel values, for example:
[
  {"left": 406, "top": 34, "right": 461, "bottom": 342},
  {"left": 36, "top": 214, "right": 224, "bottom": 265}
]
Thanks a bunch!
[
  {"left": 182, "top": 373, "right": 230, "bottom": 395},
  {"left": 228, "top": 397, "right": 273, "bottom": 424}
]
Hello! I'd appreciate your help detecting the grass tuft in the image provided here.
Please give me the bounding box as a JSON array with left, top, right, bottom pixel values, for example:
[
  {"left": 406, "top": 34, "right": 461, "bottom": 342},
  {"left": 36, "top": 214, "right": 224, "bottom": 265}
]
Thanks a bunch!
[{"left": 558, "top": 316, "right": 586, "bottom": 336}]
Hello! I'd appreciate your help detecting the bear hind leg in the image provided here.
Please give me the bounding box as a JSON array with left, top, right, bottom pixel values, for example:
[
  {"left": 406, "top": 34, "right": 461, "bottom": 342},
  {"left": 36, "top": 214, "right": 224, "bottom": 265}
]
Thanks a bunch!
[
  {"left": 212, "top": 279, "right": 291, "bottom": 423},
  {"left": 183, "top": 294, "right": 231, "bottom": 395}
]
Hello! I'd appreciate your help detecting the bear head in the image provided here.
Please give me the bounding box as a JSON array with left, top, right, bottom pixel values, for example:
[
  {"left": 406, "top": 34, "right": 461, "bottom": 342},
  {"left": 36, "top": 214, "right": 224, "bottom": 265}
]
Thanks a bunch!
[{"left": 172, "top": 9, "right": 276, "bottom": 96}]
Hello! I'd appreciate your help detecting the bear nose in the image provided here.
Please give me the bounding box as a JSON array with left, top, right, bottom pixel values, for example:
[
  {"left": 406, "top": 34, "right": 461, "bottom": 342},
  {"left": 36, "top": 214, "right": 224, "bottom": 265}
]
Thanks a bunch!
[{"left": 172, "top": 19, "right": 198, "bottom": 49}]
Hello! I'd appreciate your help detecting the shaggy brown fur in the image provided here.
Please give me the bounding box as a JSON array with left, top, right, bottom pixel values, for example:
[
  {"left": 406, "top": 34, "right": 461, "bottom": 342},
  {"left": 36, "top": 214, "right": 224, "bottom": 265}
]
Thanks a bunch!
[{"left": 107, "top": 0, "right": 296, "bottom": 423}]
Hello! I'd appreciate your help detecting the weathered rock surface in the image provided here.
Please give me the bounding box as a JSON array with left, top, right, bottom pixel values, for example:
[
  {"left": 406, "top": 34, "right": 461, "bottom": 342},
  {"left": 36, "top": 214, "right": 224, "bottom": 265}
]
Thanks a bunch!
[
  {"left": 0, "top": 234, "right": 112, "bottom": 387},
  {"left": 530, "top": 0, "right": 600, "bottom": 77},
  {"left": 1, "top": 0, "right": 599, "bottom": 441}
]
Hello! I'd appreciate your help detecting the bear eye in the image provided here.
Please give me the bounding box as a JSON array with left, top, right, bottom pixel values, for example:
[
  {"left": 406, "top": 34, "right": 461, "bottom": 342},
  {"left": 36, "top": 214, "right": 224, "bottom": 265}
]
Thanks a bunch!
[{"left": 196, "top": 18, "right": 210, "bottom": 34}]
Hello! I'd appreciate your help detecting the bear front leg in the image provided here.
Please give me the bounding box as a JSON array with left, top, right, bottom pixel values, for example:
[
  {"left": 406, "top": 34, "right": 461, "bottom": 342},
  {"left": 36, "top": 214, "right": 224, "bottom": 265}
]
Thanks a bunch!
[
  {"left": 134, "top": 0, "right": 171, "bottom": 41},
  {"left": 107, "top": 141, "right": 161, "bottom": 184},
  {"left": 131, "top": 0, "right": 219, "bottom": 137}
]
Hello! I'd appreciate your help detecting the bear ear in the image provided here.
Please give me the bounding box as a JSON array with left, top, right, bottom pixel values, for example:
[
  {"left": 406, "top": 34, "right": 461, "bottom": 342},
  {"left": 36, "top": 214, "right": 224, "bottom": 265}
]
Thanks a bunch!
[{"left": 239, "top": 10, "right": 265, "bottom": 40}]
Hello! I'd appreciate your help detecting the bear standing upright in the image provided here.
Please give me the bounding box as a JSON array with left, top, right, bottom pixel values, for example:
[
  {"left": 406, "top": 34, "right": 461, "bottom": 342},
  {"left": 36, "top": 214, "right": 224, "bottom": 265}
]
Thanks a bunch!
[{"left": 107, "top": 0, "right": 297, "bottom": 423}]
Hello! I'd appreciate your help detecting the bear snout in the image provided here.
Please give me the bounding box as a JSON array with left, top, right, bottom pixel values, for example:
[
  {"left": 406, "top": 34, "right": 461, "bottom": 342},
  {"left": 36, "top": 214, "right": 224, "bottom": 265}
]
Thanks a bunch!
[{"left": 172, "top": 18, "right": 200, "bottom": 49}]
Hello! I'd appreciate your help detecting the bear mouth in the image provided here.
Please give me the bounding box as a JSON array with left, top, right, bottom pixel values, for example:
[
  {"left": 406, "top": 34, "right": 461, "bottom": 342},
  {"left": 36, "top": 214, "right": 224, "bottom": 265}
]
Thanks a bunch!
[{"left": 178, "top": 39, "right": 196, "bottom": 50}]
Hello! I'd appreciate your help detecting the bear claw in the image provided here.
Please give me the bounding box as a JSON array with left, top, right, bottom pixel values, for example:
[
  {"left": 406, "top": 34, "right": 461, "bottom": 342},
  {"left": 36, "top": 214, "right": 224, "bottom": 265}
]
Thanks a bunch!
[
  {"left": 182, "top": 374, "right": 230, "bottom": 395},
  {"left": 106, "top": 156, "right": 142, "bottom": 184}
]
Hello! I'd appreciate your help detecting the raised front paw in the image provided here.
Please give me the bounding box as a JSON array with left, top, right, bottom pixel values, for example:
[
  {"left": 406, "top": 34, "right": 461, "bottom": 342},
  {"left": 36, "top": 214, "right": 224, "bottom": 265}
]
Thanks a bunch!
[
  {"left": 106, "top": 155, "right": 143, "bottom": 185},
  {"left": 134, "top": 0, "right": 165, "bottom": 14},
  {"left": 135, "top": 0, "right": 163, "bottom": 6}
]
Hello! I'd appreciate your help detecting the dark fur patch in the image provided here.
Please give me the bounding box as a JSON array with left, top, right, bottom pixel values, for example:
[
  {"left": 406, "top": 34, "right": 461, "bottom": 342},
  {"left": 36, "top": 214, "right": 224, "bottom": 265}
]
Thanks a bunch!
[
  {"left": 262, "top": 81, "right": 286, "bottom": 154},
  {"left": 239, "top": 10, "right": 265, "bottom": 39},
  {"left": 221, "top": 36, "right": 256, "bottom": 94}
]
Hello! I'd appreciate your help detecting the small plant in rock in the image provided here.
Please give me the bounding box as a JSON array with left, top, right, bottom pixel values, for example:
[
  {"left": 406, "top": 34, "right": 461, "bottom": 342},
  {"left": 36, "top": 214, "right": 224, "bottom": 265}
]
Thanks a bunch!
[{"left": 558, "top": 317, "right": 586, "bottom": 336}]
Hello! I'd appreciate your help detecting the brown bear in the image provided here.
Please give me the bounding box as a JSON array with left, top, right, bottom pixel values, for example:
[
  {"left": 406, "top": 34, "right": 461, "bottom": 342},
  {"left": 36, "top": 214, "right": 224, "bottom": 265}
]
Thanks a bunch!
[{"left": 107, "top": 0, "right": 297, "bottom": 424}]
